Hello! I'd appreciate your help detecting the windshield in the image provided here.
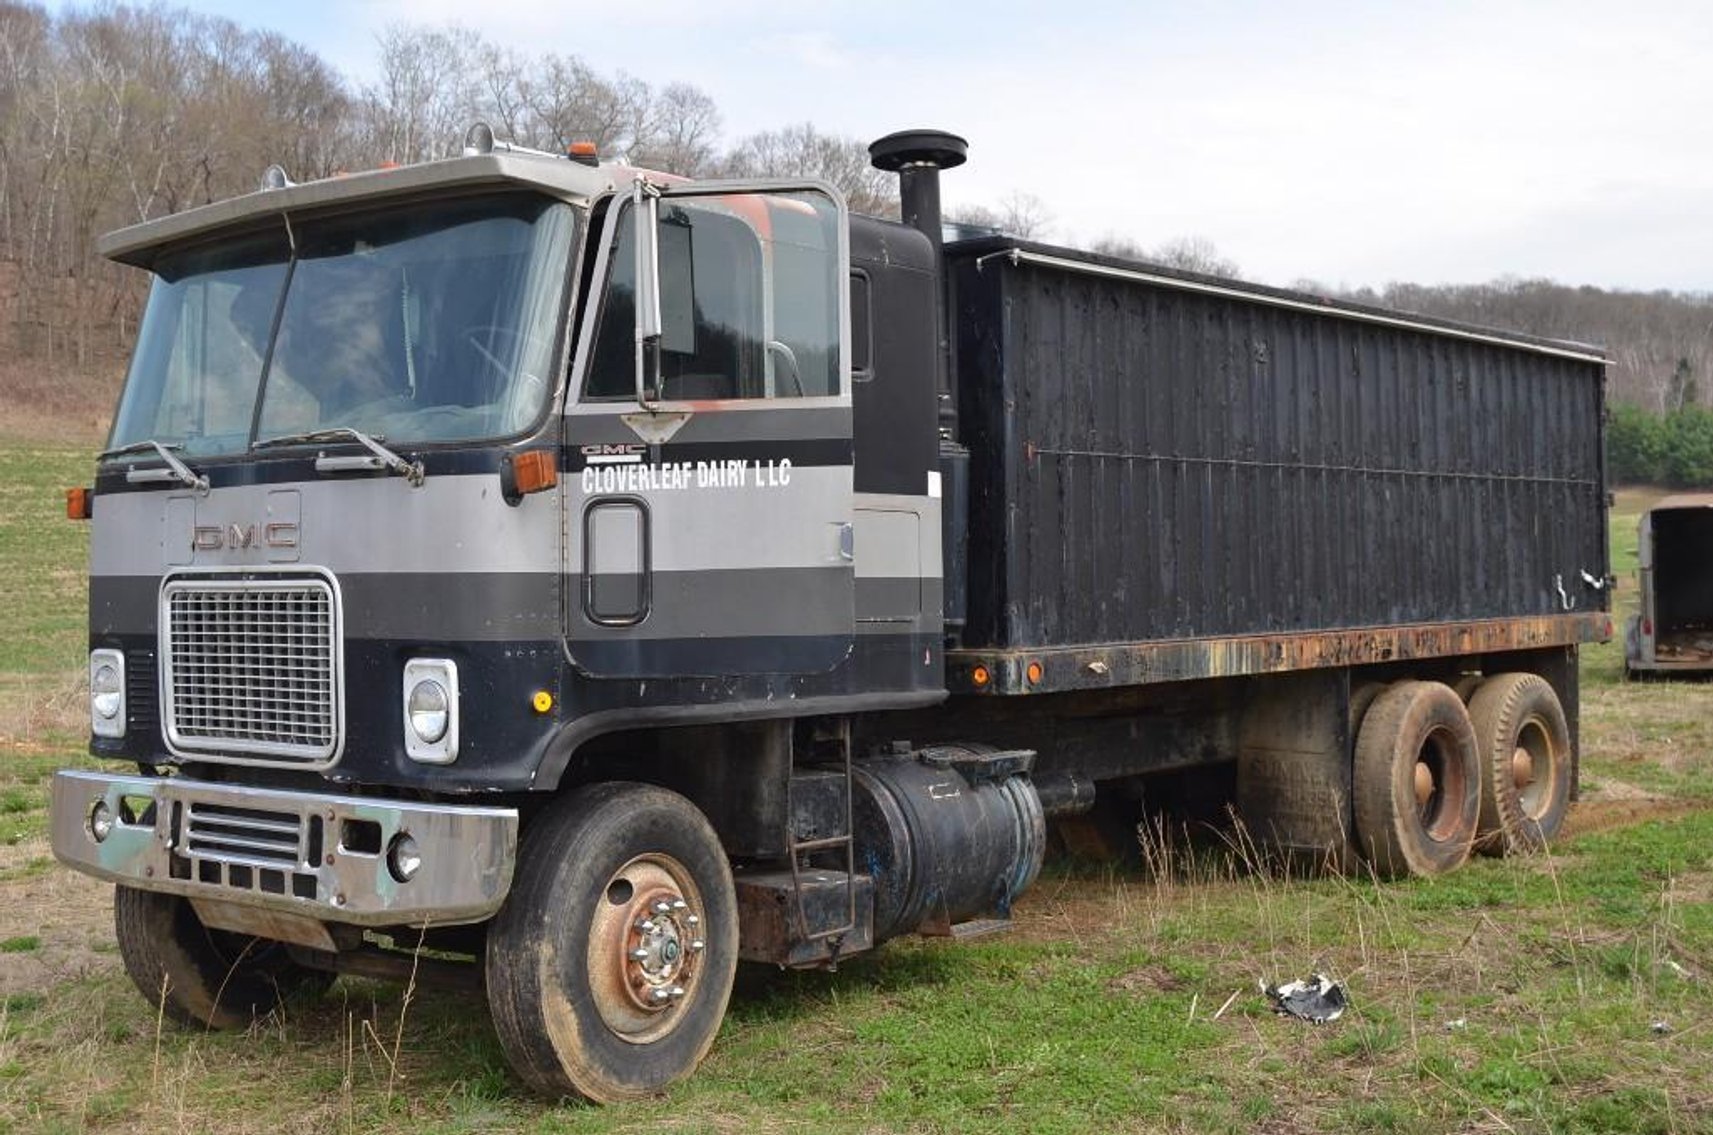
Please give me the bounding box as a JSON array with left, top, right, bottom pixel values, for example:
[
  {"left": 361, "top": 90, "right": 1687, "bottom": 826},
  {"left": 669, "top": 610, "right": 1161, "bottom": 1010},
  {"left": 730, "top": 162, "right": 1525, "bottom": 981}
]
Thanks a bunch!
[{"left": 108, "top": 194, "right": 576, "bottom": 458}]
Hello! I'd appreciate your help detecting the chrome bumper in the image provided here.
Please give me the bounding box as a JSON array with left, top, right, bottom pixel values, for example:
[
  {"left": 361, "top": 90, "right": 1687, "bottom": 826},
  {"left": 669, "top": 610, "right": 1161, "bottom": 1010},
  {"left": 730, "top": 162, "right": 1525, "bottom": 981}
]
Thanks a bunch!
[{"left": 50, "top": 770, "right": 517, "bottom": 927}]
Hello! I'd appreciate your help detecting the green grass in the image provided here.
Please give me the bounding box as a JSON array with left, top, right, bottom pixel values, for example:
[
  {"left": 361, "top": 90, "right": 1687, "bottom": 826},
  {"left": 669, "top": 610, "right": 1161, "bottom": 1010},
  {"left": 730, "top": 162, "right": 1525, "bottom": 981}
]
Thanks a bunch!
[
  {"left": 0, "top": 816, "right": 1707, "bottom": 1133},
  {"left": 0, "top": 440, "right": 95, "bottom": 761},
  {"left": 0, "top": 445, "right": 1709, "bottom": 1133}
]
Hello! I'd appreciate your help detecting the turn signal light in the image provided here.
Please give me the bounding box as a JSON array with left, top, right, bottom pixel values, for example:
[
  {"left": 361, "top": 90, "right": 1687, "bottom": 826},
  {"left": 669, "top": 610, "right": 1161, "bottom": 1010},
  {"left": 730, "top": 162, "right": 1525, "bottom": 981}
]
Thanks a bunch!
[
  {"left": 971, "top": 665, "right": 991, "bottom": 688},
  {"left": 502, "top": 449, "right": 559, "bottom": 505},
  {"left": 513, "top": 449, "right": 557, "bottom": 492},
  {"left": 65, "top": 487, "right": 92, "bottom": 520},
  {"left": 1026, "top": 660, "right": 1044, "bottom": 685}
]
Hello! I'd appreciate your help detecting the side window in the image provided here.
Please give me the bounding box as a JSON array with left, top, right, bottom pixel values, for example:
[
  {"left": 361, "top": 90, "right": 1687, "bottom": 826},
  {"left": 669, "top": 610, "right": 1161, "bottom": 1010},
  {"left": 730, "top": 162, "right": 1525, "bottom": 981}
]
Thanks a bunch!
[
  {"left": 850, "top": 270, "right": 872, "bottom": 380},
  {"left": 584, "top": 190, "right": 843, "bottom": 402}
]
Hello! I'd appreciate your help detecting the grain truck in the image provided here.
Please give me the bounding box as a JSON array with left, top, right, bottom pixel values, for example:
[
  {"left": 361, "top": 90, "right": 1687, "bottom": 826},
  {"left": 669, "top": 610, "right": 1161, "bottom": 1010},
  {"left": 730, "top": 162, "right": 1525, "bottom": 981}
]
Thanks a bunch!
[{"left": 49, "top": 125, "right": 1611, "bottom": 1101}]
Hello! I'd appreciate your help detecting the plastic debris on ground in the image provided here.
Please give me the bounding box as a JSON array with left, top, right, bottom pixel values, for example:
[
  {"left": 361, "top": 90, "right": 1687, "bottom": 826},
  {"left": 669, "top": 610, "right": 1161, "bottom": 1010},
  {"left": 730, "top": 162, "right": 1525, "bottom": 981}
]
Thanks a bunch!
[
  {"left": 1261, "top": 973, "right": 1347, "bottom": 1023},
  {"left": 1651, "top": 1020, "right": 1672, "bottom": 1036}
]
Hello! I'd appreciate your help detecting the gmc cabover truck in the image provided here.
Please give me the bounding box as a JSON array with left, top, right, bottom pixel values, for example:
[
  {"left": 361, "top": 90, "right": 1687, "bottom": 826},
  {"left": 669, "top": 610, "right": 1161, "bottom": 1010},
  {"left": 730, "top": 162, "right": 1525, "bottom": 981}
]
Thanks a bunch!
[{"left": 49, "top": 125, "right": 1611, "bottom": 1101}]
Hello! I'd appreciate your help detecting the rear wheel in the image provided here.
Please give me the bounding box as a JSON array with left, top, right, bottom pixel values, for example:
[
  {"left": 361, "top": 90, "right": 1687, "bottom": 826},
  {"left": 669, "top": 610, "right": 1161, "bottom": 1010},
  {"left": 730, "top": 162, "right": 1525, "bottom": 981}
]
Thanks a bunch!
[
  {"left": 113, "top": 886, "right": 332, "bottom": 1028},
  {"left": 1353, "top": 681, "right": 1480, "bottom": 878},
  {"left": 485, "top": 782, "right": 738, "bottom": 1101},
  {"left": 1469, "top": 672, "right": 1572, "bottom": 855}
]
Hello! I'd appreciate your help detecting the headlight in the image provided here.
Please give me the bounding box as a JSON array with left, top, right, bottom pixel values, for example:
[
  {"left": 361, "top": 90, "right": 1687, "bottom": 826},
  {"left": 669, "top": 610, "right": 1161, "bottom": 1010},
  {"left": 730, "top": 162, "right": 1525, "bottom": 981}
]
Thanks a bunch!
[
  {"left": 89, "top": 649, "right": 125, "bottom": 738},
  {"left": 402, "top": 658, "right": 458, "bottom": 764},
  {"left": 387, "top": 832, "right": 423, "bottom": 883},
  {"left": 89, "top": 798, "right": 114, "bottom": 842},
  {"left": 407, "top": 680, "right": 449, "bottom": 743}
]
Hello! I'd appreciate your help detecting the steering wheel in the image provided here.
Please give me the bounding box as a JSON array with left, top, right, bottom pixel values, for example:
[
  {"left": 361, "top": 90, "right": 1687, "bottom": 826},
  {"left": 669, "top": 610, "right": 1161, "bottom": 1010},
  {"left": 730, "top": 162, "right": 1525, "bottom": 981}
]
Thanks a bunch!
[
  {"left": 766, "top": 340, "right": 805, "bottom": 397},
  {"left": 461, "top": 325, "right": 524, "bottom": 386}
]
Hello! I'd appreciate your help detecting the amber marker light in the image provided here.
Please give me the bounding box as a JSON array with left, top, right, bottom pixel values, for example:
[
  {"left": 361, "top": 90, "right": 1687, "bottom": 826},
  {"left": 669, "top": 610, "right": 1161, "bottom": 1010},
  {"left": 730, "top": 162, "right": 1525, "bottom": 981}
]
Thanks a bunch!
[
  {"left": 65, "top": 487, "right": 92, "bottom": 520},
  {"left": 514, "top": 450, "right": 557, "bottom": 493},
  {"left": 502, "top": 449, "right": 559, "bottom": 505},
  {"left": 532, "top": 690, "right": 554, "bottom": 713},
  {"left": 970, "top": 665, "right": 991, "bottom": 688},
  {"left": 1026, "top": 660, "right": 1044, "bottom": 685},
  {"left": 567, "top": 141, "right": 599, "bottom": 166}
]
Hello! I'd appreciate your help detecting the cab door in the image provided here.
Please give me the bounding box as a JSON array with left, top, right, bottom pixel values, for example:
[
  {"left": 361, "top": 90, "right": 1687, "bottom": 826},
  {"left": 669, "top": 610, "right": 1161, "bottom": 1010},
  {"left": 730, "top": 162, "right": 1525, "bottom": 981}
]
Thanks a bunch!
[{"left": 563, "top": 181, "right": 854, "bottom": 678}]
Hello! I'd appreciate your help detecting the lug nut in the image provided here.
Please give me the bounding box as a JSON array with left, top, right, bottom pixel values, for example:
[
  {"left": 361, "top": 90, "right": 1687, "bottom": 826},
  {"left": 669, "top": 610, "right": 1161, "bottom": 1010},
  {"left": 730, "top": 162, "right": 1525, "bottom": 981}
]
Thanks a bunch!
[
  {"left": 685, "top": 914, "right": 700, "bottom": 926},
  {"left": 690, "top": 939, "right": 705, "bottom": 952},
  {"left": 668, "top": 986, "right": 686, "bottom": 1000},
  {"left": 650, "top": 988, "right": 671, "bottom": 1003},
  {"left": 636, "top": 918, "right": 655, "bottom": 932},
  {"left": 671, "top": 899, "right": 687, "bottom": 911},
  {"left": 629, "top": 948, "right": 649, "bottom": 961},
  {"left": 652, "top": 900, "right": 672, "bottom": 914}
]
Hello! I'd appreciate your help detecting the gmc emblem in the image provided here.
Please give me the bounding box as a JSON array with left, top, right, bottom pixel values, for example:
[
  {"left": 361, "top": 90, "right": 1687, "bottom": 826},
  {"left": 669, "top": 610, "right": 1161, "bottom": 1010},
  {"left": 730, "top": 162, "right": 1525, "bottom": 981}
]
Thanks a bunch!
[{"left": 192, "top": 522, "right": 300, "bottom": 551}]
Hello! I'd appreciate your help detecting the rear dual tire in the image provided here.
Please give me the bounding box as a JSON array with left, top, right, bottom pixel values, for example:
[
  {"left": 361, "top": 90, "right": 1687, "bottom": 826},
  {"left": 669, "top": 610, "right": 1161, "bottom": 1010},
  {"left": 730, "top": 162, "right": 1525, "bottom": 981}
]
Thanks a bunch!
[
  {"left": 1352, "top": 681, "right": 1481, "bottom": 879},
  {"left": 1469, "top": 673, "right": 1572, "bottom": 855}
]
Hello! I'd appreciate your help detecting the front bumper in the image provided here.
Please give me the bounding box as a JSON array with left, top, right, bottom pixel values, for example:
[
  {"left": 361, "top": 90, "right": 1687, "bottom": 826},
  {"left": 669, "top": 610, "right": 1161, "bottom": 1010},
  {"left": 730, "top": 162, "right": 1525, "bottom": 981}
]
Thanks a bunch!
[{"left": 51, "top": 770, "right": 517, "bottom": 927}]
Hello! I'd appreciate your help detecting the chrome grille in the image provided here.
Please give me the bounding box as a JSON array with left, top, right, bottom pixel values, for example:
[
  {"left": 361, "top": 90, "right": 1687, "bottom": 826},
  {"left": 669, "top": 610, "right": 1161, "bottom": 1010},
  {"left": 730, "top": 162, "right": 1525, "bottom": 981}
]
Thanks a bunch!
[
  {"left": 185, "top": 801, "right": 304, "bottom": 867},
  {"left": 161, "top": 575, "right": 341, "bottom": 766},
  {"left": 175, "top": 799, "right": 321, "bottom": 900}
]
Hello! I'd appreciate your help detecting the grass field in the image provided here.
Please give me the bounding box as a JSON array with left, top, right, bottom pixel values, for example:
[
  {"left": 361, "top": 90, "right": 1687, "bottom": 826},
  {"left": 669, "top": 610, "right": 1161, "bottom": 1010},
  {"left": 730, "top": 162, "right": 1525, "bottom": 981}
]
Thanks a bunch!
[{"left": 1, "top": 441, "right": 1710, "bottom": 1134}]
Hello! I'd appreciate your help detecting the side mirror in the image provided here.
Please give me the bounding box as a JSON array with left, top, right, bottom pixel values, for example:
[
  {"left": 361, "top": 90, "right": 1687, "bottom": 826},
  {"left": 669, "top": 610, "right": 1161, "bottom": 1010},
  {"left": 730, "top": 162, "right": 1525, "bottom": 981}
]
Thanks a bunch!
[{"left": 632, "top": 178, "right": 663, "bottom": 410}]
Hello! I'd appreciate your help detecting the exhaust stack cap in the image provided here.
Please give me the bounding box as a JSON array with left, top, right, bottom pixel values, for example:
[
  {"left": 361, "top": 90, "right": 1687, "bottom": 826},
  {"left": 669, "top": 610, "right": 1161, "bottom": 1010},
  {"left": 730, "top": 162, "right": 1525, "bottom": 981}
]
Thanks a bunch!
[{"left": 868, "top": 129, "right": 967, "bottom": 173}]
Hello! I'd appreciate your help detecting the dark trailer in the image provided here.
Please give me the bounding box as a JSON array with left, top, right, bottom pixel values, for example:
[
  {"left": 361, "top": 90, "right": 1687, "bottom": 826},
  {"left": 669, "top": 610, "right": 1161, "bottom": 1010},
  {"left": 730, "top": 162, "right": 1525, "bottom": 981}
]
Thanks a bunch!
[{"left": 912, "top": 235, "right": 1611, "bottom": 862}]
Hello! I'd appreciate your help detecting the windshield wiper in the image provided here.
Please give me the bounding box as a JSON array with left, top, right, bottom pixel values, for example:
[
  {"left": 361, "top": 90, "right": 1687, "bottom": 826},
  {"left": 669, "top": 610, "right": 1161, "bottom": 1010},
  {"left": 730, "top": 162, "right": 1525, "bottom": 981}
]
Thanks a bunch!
[
  {"left": 98, "top": 439, "right": 209, "bottom": 492},
  {"left": 254, "top": 426, "right": 425, "bottom": 487}
]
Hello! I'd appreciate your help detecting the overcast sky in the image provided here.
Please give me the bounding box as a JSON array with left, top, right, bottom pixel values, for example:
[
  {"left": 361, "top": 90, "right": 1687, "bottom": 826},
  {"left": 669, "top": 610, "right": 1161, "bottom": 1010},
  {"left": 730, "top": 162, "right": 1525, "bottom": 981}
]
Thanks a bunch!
[{"left": 48, "top": 0, "right": 1713, "bottom": 292}]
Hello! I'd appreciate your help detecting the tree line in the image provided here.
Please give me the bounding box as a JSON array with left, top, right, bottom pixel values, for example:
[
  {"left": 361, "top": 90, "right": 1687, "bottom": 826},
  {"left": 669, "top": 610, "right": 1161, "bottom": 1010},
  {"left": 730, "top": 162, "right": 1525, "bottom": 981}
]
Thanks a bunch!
[
  {"left": 3, "top": 1, "right": 1711, "bottom": 484},
  {"left": 0, "top": 4, "right": 896, "bottom": 370}
]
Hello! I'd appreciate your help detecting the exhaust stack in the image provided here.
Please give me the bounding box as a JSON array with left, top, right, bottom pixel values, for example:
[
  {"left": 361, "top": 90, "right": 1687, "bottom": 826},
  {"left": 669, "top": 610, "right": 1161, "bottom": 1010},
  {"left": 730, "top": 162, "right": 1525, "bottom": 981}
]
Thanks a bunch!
[
  {"left": 870, "top": 129, "right": 972, "bottom": 642},
  {"left": 868, "top": 129, "right": 968, "bottom": 258}
]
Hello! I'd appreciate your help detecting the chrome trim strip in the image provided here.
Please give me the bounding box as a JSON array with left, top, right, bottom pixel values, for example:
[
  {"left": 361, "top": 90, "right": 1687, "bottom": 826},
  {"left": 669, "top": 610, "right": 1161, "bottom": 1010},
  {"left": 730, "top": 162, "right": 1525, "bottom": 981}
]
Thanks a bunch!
[{"left": 50, "top": 771, "right": 517, "bottom": 928}]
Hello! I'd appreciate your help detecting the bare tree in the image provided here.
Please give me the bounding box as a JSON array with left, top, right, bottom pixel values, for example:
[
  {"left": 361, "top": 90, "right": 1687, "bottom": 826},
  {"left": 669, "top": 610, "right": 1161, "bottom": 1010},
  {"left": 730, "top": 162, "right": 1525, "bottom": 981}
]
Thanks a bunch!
[
  {"left": 627, "top": 82, "right": 721, "bottom": 176},
  {"left": 720, "top": 123, "right": 895, "bottom": 215},
  {"left": 947, "top": 191, "right": 1053, "bottom": 239},
  {"left": 365, "top": 25, "right": 474, "bottom": 164},
  {"left": 1087, "top": 233, "right": 1240, "bottom": 278}
]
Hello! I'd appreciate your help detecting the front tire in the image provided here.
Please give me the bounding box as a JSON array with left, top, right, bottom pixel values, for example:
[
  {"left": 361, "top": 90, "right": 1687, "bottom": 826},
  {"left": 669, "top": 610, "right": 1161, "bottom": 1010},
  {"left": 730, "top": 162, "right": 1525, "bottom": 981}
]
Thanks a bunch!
[
  {"left": 1353, "top": 681, "right": 1480, "bottom": 879},
  {"left": 113, "top": 886, "right": 332, "bottom": 1028},
  {"left": 485, "top": 782, "right": 739, "bottom": 1102}
]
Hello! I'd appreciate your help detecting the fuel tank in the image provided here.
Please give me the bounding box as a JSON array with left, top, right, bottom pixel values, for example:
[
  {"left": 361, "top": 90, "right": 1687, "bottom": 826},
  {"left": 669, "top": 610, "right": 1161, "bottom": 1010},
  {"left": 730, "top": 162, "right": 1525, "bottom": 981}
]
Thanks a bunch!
[{"left": 851, "top": 744, "right": 1046, "bottom": 941}]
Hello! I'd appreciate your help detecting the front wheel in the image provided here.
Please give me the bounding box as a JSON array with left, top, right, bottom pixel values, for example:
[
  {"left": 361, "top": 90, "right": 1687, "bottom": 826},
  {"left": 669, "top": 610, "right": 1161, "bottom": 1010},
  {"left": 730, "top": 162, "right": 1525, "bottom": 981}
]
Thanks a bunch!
[
  {"left": 113, "top": 887, "right": 332, "bottom": 1028},
  {"left": 485, "top": 783, "right": 738, "bottom": 1101}
]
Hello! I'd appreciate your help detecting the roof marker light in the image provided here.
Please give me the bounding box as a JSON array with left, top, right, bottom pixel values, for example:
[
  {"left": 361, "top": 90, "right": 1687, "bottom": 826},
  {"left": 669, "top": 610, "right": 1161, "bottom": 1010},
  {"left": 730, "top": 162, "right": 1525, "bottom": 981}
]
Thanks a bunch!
[{"left": 463, "top": 121, "right": 496, "bottom": 156}]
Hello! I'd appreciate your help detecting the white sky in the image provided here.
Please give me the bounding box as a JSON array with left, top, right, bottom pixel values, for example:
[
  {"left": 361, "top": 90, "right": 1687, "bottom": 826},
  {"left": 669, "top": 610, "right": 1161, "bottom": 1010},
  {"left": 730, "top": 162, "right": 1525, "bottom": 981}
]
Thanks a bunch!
[{"left": 52, "top": 0, "right": 1713, "bottom": 291}]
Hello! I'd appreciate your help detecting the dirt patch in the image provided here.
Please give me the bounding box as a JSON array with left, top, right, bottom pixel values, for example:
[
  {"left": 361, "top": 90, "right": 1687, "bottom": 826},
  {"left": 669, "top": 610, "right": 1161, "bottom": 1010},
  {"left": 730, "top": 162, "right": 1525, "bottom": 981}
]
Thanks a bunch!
[
  {"left": 1106, "top": 963, "right": 1186, "bottom": 994},
  {"left": 0, "top": 848, "right": 116, "bottom": 997},
  {"left": 1565, "top": 775, "right": 1703, "bottom": 837},
  {"left": 1667, "top": 869, "right": 1713, "bottom": 907}
]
